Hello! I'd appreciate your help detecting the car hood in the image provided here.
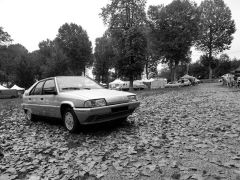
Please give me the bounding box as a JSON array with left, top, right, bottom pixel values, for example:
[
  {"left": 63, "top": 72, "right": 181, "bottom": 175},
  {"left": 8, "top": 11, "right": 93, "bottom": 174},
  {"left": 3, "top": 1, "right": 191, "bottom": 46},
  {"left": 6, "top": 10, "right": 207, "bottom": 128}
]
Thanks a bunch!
[{"left": 61, "top": 89, "right": 136, "bottom": 105}]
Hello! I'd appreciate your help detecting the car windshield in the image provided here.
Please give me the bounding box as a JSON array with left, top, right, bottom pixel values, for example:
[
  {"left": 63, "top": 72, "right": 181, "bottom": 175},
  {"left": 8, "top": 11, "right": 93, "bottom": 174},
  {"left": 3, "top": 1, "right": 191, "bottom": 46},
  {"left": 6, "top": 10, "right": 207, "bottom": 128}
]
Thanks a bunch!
[{"left": 56, "top": 76, "right": 103, "bottom": 91}]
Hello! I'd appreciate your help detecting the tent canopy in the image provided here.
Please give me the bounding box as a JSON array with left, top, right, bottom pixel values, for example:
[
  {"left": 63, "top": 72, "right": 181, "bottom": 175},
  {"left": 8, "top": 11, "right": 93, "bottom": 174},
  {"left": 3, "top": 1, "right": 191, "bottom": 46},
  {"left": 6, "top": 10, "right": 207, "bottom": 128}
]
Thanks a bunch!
[
  {"left": 109, "top": 79, "right": 125, "bottom": 85},
  {"left": 142, "top": 78, "right": 155, "bottom": 82},
  {"left": 11, "top": 85, "right": 25, "bottom": 90},
  {"left": 0, "top": 85, "right": 8, "bottom": 90},
  {"left": 181, "top": 74, "right": 195, "bottom": 79}
]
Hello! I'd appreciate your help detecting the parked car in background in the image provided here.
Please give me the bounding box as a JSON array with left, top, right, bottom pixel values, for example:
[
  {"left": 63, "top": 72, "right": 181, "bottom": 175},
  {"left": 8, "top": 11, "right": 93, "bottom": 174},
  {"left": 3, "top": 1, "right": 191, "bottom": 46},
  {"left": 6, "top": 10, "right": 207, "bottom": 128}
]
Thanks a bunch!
[
  {"left": 22, "top": 76, "right": 140, "bottom": 133},
  {"left": 195, "top": 78, "right": 201, "bottom": 84},
  {"left": 0, "top": 89, "right": 18, "bottom": 99},
  {"left": 114, "top": 80, "right": 147, "bottom": 91},
  {"left": 165, "top": 81, "right": 181, "bottom": 88},
  {"left": 178, "top": 79, "right": 191, "bottom": 86}
]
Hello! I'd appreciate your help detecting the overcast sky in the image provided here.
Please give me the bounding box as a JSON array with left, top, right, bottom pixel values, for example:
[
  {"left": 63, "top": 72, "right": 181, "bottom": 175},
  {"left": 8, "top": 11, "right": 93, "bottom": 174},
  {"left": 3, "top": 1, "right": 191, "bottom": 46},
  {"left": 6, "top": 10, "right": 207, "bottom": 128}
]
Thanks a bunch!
[{"left": 0, "top": 0, "right": 239, "bottom": 62}]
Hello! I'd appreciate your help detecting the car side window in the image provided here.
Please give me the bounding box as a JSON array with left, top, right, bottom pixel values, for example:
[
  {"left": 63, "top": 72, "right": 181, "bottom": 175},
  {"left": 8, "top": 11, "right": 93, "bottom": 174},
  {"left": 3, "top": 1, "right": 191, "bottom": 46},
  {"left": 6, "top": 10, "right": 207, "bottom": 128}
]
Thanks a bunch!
[
  {"left": 43, "top": 79, "right": 56, "bottom": 95},
  {"left": 30, "top": 81, "right": 45, "bottom": 95}
]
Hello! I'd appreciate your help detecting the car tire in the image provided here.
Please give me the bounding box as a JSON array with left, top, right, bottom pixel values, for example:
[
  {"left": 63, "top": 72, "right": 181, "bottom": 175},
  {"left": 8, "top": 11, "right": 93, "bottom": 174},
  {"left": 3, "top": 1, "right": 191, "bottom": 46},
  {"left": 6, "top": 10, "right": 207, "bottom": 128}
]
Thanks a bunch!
[
  {"left": 63, "top": 108, "right": 80, "bottom": 133},
  {"left": 25, "top": 110, "right": 35, "bottom": 121}
]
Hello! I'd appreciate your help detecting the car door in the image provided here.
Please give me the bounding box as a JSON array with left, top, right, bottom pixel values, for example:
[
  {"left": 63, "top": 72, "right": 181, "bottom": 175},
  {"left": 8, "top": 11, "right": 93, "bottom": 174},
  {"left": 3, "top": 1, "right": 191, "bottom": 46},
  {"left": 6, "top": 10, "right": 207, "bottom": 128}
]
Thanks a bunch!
[
  {"left": 27, "top": 81, "right": 45, "bottom": 116},
  {"left": 41, "top": 79, "right": 60, "bottom": 118}
]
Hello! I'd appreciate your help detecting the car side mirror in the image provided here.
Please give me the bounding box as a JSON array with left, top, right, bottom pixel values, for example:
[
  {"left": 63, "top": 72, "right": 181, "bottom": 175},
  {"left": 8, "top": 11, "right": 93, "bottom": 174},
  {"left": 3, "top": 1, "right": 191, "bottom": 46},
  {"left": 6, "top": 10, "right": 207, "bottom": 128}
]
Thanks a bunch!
[{"left": 44, "top": 87, "right": 57, "bottom": 95}]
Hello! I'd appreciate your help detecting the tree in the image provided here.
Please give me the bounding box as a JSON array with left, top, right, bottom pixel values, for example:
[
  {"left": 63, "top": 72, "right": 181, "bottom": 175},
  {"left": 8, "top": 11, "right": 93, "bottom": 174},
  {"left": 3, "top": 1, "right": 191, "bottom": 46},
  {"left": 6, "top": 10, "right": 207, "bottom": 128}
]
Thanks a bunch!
[
  {"left": 214, "top": 53, "right": 231, "bottom": 77},
  {"left": 0, "top": 27, "right": 12, "bottom": 45},
  {"left": 189, "top": 61, "right": 208, "bottom": 79},
  {"left": 101, "top": 0, "right": 148, "bottom": 89},
  {"left": 0, "top": 44, "right": 28, "bottom": 85},
  {"left": 56, "top": 23, "right": 93, "bottom": 75},
  {"left": 37, "top": 39, "right": 70, "bottom": 78},
  {"left": 15, "top": 55, "right": 35, "bottom": 88},
  {"left": 195, "top": 0, "right": 235, "bottom": 79},
  {"left": 148, "top": 0, "right": 199, "bottom": 81},
  {"left": 93, "top": 33, "right": 115, "bottom": 84},
  {"left": 200, "top": 54, "right": 218, "bottom": 78},
  {"left": 115, "top": 26, "right": 147, "bottom": 83},
  {"left": 145, "top": 26, "right": 160, "bottom": 79}
]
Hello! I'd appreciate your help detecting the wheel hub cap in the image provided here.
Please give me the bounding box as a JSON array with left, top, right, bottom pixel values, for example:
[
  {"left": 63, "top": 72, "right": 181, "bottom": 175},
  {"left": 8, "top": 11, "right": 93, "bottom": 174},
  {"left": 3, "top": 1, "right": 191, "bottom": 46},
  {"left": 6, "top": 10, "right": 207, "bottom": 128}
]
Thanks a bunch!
[
  {"left": 65, "top": 112, "right": 74, "bottom": 130},
  {"left": 26, "top": 111, "right": 31, "bottom": 120}
]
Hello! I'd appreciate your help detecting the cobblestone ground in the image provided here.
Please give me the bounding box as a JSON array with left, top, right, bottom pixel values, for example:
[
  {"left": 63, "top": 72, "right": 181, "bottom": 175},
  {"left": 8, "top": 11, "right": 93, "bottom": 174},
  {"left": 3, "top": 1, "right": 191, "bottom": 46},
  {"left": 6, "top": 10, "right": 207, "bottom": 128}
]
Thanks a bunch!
[{"left": 1, "top": 83, "right": 240, "bottom": 180}]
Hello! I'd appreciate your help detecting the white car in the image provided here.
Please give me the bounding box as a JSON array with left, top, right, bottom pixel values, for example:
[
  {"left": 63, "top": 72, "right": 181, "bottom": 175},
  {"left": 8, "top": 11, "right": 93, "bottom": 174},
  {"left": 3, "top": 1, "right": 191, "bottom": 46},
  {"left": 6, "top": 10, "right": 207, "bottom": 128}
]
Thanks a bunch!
[
  {"left": 22, "top": 76, "right": 140, "bottom": 133},
  {"left": 178, "top": 79, "right": 191, "bottom": 86},
  {"left": 165, "top": 82, "right": 181, "bottom": 88}
]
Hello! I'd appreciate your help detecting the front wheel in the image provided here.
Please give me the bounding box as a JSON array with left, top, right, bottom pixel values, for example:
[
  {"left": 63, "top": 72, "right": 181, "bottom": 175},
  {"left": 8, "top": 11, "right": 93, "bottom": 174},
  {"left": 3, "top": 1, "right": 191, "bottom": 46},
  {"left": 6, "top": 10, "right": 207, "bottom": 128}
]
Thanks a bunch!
[
  {"left": 25, "top": 109, "right": 35, "bottom": 121},
  {"left": 63, "top": 108, "right": 80, "bottom": 133}
]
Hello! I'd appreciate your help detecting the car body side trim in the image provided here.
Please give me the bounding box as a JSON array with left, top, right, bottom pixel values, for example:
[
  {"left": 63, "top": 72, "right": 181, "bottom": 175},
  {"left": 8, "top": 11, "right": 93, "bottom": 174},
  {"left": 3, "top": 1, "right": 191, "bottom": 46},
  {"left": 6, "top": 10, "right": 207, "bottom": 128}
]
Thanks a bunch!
[{"left": 22, "top": 103, "right": 60, "bottom": 108}]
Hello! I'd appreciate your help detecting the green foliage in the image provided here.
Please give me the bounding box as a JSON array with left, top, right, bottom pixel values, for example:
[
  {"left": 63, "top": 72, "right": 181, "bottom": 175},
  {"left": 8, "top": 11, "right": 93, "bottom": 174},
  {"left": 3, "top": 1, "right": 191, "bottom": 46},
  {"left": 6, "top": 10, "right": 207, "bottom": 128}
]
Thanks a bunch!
[
  {"left": 56, "top": 23, "right": 93, "bottom": 75},
  {"left": 15, "top": 55, "right": 35, "bottom": 88},
  {"left": 93, "top": 33, "right": 115, "bottom": 83},
  {"left": 214, "top": 54, "right": 231, "bottom": 77},
  {"left": 0, "top": 27, "right": 12, "bottom": 45},
  {"left": 148, "top": 0, "right": 199, "bottom": 81},
  {"left": 196, "top": 0, "right": 235, "bottom": 79},
  {"left": 196, "top": 0, "right": 236, "bottom": 55},
  {"left": 200, "top": 54, "right": 218, "bottom": 69},
  {"left": 0, "top": 44, "right": 30, "bottom": 85},
  {"left": 35, "top": 39, "right": 71, "bottom": 78},
  {"left": 115, "top": 26, "right": 147, "bottom": 80},
  {"left": 101, "top": 0, "right": 147, "bottom": 30},
  {"left": 101, "top": 0, "right": 148, "bottom": 88}
]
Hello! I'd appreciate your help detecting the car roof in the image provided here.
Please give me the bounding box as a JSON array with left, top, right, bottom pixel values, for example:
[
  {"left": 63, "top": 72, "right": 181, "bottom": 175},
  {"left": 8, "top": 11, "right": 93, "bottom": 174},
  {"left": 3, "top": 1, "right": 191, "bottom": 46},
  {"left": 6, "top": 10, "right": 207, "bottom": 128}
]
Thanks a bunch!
[{"left": 37, "top": 76, "right": 86, "bottom": 82}]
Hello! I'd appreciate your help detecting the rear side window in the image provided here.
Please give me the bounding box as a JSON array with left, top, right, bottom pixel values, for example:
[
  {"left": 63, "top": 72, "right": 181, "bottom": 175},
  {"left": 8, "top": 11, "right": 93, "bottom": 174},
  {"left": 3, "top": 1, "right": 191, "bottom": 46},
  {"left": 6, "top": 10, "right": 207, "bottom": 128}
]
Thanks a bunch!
[
  {"left": 43, "top": 79, "right": 56, "bottom": 94},
  {"left": 30, "top": 81, "right": 44, "bottom": 95}
]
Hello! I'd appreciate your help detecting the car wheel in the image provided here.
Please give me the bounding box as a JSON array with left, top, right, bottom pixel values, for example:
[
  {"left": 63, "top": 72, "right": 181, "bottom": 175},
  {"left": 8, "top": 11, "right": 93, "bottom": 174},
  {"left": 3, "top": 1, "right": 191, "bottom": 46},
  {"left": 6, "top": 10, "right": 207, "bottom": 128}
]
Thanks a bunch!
[
  {"left": 63, "top": 108, "right": 80, "bottom": 133},
  {"left": 25, "top": 110, "right": 35, "bottom": 121}
]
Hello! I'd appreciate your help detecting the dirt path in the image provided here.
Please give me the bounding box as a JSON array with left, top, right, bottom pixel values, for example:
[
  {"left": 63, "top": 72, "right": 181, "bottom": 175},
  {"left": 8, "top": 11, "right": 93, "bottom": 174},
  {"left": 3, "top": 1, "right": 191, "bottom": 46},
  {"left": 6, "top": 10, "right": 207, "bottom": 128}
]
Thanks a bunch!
[{"left": 1, "top": 83, "right": 240, "bottom": 180}]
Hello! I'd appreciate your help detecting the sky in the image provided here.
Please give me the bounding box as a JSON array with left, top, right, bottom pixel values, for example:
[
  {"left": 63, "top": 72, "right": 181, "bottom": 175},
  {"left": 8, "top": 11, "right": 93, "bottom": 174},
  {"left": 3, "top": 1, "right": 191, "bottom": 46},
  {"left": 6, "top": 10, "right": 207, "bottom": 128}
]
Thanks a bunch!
[{"left": 0, "top": 0, "right": 240, "bottom": 63}]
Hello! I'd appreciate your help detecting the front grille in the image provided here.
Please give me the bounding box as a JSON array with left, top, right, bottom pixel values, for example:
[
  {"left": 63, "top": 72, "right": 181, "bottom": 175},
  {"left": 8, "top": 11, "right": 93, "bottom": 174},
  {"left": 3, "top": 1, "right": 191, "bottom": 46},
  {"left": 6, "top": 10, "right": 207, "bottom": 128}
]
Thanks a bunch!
[
  {"left": 86, "top": 109, "right": 134, "bottom": 123},
  {"left": 111, "top": 106, "right": 128, "bottom": 113}
]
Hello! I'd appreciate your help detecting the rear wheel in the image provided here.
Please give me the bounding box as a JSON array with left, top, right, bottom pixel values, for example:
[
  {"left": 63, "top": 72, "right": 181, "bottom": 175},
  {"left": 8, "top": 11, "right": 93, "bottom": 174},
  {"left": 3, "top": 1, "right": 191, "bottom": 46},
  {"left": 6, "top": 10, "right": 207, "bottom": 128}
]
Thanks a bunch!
[{"left": 63, "top": 108, "right": 80, "bottom": 133}]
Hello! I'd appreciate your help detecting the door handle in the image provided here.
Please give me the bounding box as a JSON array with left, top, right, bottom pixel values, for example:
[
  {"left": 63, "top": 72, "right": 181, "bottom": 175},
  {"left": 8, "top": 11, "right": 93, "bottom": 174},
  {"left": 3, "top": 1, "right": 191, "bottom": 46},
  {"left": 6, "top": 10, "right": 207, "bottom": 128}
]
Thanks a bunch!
[{"left": 40, "top": 98, "right": 44, "bottom": 100}]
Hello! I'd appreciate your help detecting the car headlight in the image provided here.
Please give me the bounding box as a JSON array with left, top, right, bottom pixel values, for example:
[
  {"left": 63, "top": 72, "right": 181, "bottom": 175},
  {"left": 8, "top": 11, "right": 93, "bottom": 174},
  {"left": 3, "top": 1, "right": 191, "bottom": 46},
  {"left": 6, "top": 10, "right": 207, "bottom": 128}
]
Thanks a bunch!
[
  {"left": 84, "top": 98, "right": 107, "bottom": 108},
  {"left": 127, "top": 95, "right": 137, "bottom": 102}
]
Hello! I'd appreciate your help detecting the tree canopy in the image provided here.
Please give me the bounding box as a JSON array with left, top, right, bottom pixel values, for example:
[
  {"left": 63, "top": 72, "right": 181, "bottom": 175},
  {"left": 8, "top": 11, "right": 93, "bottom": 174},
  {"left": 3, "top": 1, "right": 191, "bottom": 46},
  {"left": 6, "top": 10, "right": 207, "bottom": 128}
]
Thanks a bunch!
[
  {"left": 93, "top": 33, "right": 115, "bottom": 84},
  {"left": 101, "top": 0, "right": 148, "bottom": 89},
  {"left": 0, "top": 27, "right": 12, "bottom": 45},
  {"left": 196, "top": 0, "right": 235, "bottom": 79},
  {"left": 147, "top": 0, "right": 199, "bottom": 81},
  {"left": 56, "top": 23, "right": 93, "bottom": 75}
]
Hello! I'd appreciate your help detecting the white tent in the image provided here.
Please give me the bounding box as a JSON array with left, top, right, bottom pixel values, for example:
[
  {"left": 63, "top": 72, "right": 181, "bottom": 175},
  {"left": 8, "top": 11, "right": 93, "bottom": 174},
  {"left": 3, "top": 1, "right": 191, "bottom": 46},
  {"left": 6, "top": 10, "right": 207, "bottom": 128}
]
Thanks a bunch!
[
  {"left": 109, "top": 79, "right": 126, "bottom": 89},
  {"left": 142, "top": 78, "right": 155, "bottom": 83},
  {"left": 109, "top": 79, "right": 125, "bottom": 85},
  {"left": 11, "top": 85, "right": 25, "bottom": 90},
  {"left": 0, "top": 85, "right": 8, "bottom": 90},
  {"left": 151, "top": 79, "right": 167, "bottom": 89}
]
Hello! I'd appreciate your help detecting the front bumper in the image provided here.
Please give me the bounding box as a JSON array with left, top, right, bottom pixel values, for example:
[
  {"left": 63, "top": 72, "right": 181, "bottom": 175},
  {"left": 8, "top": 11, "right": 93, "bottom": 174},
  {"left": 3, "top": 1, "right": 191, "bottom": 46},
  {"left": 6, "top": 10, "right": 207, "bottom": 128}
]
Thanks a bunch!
[{"left": 73, "top": 101, "right": 140, "bottom": 125}]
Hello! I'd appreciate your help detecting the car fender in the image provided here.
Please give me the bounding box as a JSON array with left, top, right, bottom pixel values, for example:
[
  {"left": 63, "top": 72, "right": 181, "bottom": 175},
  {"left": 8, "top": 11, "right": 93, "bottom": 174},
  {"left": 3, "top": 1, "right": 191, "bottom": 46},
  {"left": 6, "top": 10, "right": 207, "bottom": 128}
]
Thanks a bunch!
[
  {"left": 61, "top": 101, "right": 75, "bottom": 108},
  {"left": 23, "top": 107, "right": 32, "bottom": 114}
]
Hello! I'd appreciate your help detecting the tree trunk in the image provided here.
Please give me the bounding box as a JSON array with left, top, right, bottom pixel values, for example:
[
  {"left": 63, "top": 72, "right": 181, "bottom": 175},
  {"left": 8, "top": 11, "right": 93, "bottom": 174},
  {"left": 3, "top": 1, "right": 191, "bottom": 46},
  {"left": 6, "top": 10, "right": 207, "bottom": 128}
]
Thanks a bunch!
[
  {"left": 173, "top": 63, "right": 179, "bottom": 82},
  {"left": 209, "top": 26, "right": 213, "bottom": 80},
  {"left": 169, "top": 62, "right": 173, "bottom": 82},
  {"left": 146, "top": 62, "right": 149, "bottom": 79},
  {"left": 129, "top": 75, "right": 134, "bottom": 91},
  {"left": 186, "top": 63, "right": 189, "bottom": 75},
  {"left": 208, "top": 64, "right": 213, "bottom": 80},
  {"left": 83, "top": 67, "right": 86, "bottom": 76}
]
